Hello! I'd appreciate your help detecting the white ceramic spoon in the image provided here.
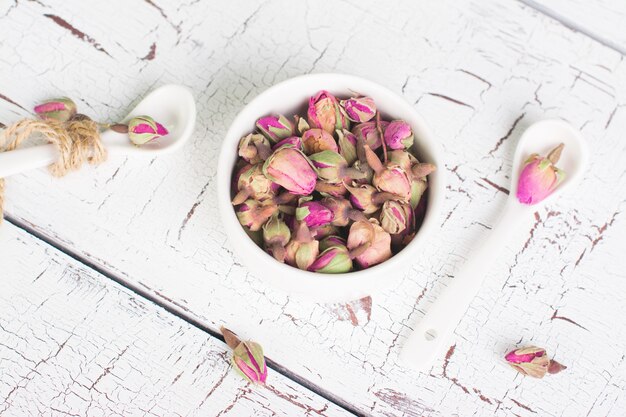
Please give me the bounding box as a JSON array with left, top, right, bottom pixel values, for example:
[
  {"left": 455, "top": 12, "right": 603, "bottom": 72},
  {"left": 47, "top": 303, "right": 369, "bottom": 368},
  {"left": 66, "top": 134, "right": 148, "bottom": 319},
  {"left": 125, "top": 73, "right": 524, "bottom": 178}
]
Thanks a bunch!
[
  {"left": 0, "top": 84, "right": 196, "bottom": 178},
  {"left": 400, "top": 119, "right": 589, "bottom": 371}
]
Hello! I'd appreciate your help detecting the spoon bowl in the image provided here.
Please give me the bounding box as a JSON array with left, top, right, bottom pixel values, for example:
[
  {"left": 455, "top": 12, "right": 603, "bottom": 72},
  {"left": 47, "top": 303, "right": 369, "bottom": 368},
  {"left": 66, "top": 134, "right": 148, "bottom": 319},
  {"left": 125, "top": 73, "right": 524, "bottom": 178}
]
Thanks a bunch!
[{"left": 0, "top": 84, "right": 196, "bottom": 178}]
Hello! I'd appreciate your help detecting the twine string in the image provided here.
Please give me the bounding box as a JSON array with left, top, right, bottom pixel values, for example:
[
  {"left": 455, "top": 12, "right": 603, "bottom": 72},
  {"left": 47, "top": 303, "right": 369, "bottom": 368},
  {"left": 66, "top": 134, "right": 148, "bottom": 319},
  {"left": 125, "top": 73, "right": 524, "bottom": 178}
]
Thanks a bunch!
[{"left": 0, "top": 118, "right": 107, "bottom": 220}]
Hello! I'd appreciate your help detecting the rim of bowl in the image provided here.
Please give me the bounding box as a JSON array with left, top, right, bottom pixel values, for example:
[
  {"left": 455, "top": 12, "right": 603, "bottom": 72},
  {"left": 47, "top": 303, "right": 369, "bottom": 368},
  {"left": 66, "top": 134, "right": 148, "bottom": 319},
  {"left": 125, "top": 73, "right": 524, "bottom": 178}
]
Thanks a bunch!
[{"left": 217, "top": 73, "right": 445, "bottom": 293}]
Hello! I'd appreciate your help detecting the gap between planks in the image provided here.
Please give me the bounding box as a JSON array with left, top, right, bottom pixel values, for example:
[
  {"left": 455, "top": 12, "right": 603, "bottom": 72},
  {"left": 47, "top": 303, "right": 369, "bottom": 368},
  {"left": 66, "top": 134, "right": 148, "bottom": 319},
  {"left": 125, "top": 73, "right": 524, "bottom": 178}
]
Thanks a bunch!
[
  {"left": 516, "top": 0, "right": 626, "bottom": 56},
  {"left": 4, "top": 213, "right": 367, "bottom": 417}
]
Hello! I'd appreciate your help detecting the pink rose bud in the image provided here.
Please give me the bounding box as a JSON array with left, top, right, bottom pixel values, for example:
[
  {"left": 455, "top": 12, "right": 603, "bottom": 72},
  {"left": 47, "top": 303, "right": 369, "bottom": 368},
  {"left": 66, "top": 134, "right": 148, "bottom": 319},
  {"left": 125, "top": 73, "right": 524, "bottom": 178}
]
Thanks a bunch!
[
  {"left": 301, "top": 128, "right": 338, "bottom": 155},
  {"left": 340, "top": 96, "right": 376, "bottom": 123},
  {"left": 296, "top": 198, "right": 334, "bottom": 228},
  {"left": 232, "top": 164, "right": 279, "bottom": 205},
  {"left": 319, "top": 235, "right": 347, "bottom": 251},
  {"left": 517, "top": 144, "right": 565, "bottom": 205},
  {"left": 221, "top": 327, "right": 267, "bottom": 384},
  {"left": 505, "top": 346, "right": 567, "bottom": 379},
  {"left": 337, "top": 129, "right": 358, "bottom": 165},
  {"left": 308, "top": 244, "right": 353, "bottom": 273},
  {"left": 256, "top": 114, "right": 294, "bottom": 143},
  {"left": 410, "top": 178, "right": 428, "bottom": 209},
  {"left": 263, "top": 214, "right": 291, "bottom": 262},
  {"left": 263, "top": 144, "right": 317, "bottom": 195},
  {"left": 347, "top": 219, "right": 392, "bottom": 268},
  {"left": 272, "top": 136, "right": 304, "bottom": 152},
  {"left": 374, "top": 166, "right": 412, "bottom": 202},
  {"left": 236, "top": 199, "right": 277, "bottom": 231},
  {"left": 380, "top": 200, "right": 411, "bottom": 234},
  {"left": 352, "top": 121, "right": 388, "bottom": 151},
  {"left": 239, "top": 133, "right": 272, "bottom": 164},
  {"left": 34, "top": 97, "right": 77, "bottom": 122},
  {"left": 309, "top": 150, "right": 365, "bottom": 184},
  {"left": 315, "top": 180, "right": 348, "bottom": 198},
  {"left": 128, "top": 115, "right": 169, "bottom": 146},
  {"left": 384, "top": 120, "right": 414, "bottom": 150},
  {"left": 307, "top": 90, "right": 349, "bottom": 133}
]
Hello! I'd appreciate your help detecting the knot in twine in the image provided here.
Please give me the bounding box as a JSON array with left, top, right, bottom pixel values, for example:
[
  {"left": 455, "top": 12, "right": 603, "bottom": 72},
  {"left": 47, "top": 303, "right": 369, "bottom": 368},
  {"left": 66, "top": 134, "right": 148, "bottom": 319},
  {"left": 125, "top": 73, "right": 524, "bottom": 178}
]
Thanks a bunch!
[{"left": 0, "top": 118, "right": 107, "bottom": 220}]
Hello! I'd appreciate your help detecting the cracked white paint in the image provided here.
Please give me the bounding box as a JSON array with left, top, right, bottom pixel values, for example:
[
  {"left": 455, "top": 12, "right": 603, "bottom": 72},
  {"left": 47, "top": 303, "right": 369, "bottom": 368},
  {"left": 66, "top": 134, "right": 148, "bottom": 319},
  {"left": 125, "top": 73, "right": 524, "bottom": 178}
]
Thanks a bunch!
[
  {"left": 0, "top": 224, "right": 353, "bottom": 416},
  {"left": 1, "top": 0, "right": 626, "bottom": 416}
]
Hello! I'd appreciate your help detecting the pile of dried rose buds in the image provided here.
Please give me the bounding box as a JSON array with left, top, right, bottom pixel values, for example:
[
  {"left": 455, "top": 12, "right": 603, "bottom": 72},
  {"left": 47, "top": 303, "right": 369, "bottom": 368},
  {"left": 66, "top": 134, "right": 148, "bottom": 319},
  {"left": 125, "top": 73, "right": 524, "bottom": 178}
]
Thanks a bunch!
[{"left": 231, "top": 90, "right": 435, "bottom": 273}]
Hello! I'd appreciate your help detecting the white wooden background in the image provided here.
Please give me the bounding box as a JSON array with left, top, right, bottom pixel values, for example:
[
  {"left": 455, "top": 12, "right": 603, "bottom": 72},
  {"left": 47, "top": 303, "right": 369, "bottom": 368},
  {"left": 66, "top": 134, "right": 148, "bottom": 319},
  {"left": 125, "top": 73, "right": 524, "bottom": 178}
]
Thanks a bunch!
[{"left": 1, "top": 1, "right": 625, "bottom": 416}]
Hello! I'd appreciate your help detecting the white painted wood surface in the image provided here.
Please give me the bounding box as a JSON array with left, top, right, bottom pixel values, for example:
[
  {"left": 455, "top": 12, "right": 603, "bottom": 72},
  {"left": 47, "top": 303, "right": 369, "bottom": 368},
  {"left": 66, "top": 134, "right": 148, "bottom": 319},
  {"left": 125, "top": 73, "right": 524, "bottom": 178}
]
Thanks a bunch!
[
  {"left": 0, "top": 223, "right": 353, "bottom": 416},
  {"left": 1, "top": 0, "right": 626, "bottom": 416}
]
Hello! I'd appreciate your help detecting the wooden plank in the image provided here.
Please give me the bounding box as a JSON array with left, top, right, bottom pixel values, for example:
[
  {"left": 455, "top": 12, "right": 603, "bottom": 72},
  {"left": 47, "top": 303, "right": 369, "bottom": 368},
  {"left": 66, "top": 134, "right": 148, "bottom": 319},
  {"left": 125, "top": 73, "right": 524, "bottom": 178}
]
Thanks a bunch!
[
  {"left": 520, "top": 0, "right": 626, "bottom": 54},
  {"left": 0, "top": 224, "right": 353, "bottom": 416},
  {"left": 1, "top": 0, "right": 626, "bottom": 415}
]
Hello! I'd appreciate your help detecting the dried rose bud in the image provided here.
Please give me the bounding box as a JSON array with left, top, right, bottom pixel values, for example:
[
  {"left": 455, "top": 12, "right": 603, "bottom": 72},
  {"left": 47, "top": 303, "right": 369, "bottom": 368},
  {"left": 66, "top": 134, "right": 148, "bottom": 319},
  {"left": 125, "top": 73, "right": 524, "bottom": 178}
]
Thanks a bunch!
[
  {"left": 221, "top": 327, "right": 267, "bottom": 384},
  {"left": 505, "top": 346, "right": 567, "bottom": 379},
  {"left": 380, "top": 200, "right": 411, "bottom": 234},
  {"left": 351, "top": 160, "right": 373, "bottom": 184},
  {"left": 319, "top": 235, "right": 347, "bottom": 251},
  {"left": 34, "top": 97, "right": 77, "bottom": 122},
  {"left": 410, "top": 178, "right": 428, "bottom": 209},
  {"left": 256, "top": 115, "right": 294, "bottom": 143},
  {"left": 263, "top": 144, "right": 317, "bottom": 195},
  {"left": 384, "top": 120, "right": 414, "bottom": 150},
  {"left": 340, "top": 96, "right": 376, "bottom": 123},
  {"left": 309, "top": 150, "right": 365, "bottom": 184},
  {"left": 302, "top": 128, "right": 338, "bottom": 155},
  {"left": 307, "top": 90, "right": 349, "bottom": 133},
  {"left": 236, "top": 199, "right": 277, "bottom": 231},
  {"left": 315, "top": 180, "right": 348, "bottom": 198},
  {"left": 374, "top": 166, "right": 412, "bottom": 202},
  {"left": 308, "top": 244, "right": 353, "bottom": 273},
  {"left": 387, "top": 150, "right": 416, "bottom": 172},
  {"left": 321, "top": 196, "right": 352, "bottom": 227},
  {"left": 239, "top": 133, "right": 272, "bottom": 164},
  {"left": 128, "top": 115, "right": 169, "bottom": 145},
  {"left": 232, "top": 164, "right": 279, "bottom": 205},
  {"left": 296, "top": 198, "right": 334, "bottom": 228},
  {"left": 347, "top": 219, "right": 392, "bottom": 268},
  {"left": 337, "top": 129, "right": 358, "bottom": 165},
  {"left": 284, "top": 222, "right": 320, "bottom": 270},
  {"left": 517, "top": 144, "right": 565, "bottom": 205},
  {"left": 272, "top": 136, "right": 303, "bottom": 152},
  {"left": 263, "top": 214, "right": 291, "bottom": 262},
  {"left": 352, "top": 121, "right": 388, "bottom": 151},
  {"left": 345, "top": 182, "right": 395, "bottom": 214}
]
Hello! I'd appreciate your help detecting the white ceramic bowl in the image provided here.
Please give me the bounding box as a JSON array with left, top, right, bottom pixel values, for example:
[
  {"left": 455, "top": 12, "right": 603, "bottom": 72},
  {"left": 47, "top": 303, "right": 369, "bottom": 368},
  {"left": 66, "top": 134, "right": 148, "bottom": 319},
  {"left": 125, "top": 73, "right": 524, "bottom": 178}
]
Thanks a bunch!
[{"left": 217, "top": 73, "right": 445, "bottom": 302}]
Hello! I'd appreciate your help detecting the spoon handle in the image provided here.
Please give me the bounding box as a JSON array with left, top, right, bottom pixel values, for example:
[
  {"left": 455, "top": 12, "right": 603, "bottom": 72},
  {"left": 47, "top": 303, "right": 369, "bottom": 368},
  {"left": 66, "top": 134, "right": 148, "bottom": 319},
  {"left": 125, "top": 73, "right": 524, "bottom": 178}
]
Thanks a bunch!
[
  {"left": 400, "top": 199, "right": 531, "bottom": 371},
  {"left": 0, "top": 144, "right": 58, "bottom": 178}
]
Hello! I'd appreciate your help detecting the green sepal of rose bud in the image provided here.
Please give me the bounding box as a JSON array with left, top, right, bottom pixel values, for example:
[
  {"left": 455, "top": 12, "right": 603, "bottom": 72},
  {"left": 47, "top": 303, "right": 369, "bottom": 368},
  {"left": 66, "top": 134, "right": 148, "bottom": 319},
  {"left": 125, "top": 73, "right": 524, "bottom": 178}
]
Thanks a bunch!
[
  {"left": 256, "top": 114, "right": 294, "bottom": 143},
  {"left": 220, "top": 327, "right": 267, "bottom": 384},
  {"left": 302, "top": 128, "right": 338, "bottom": 155},
  {"left": 410, "top": 179, "right": 427, "bottom": 209},
  {"left": 34, "top": 97, "right": 77, "bottom": 122},
  {"left": 263, "top": 214, "right": 291, "bottom": 262},
  {"left": 505, "top": 346, "right": 567, "bottom": 379},
  {"left": 337, "top": 129, "right": 358, "bottom": 165},
  {"left": 308, "top": 244, "right": 353, "bottom": 273},
  {"left": 128, "top": 115, "right": 169, "bottom": 146},
  {"left": 239, "top": 133, "right": 272, "bottom": 164}
]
